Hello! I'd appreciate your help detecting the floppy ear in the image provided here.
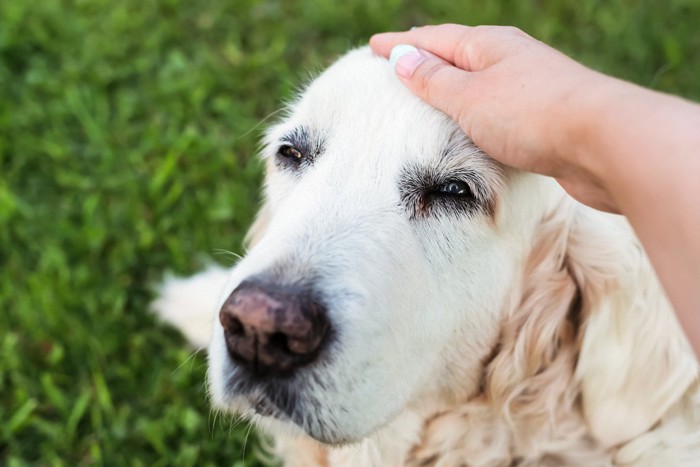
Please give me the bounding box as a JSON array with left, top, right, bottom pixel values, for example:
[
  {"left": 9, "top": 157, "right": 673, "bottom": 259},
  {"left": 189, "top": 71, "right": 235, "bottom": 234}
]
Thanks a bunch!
[
  {"left": 485, "top": 202, "right": 582, "bottom": 429},
  {"left": 244, "top": 159, "right": 277, "bottom": 249},
  {"left": 485, "top": 201, "right": 697, "bottom": 449},
  {"left": 570, "top": 206, "right": 698, "bottom": 447}
]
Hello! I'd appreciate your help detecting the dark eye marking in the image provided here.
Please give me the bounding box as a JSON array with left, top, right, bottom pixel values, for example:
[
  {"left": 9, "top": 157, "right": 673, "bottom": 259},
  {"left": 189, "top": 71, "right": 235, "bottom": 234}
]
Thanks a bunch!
[
  {"left": 399, "top": 165, "right": 495, "bottom": 220},
  {"left": 275, "top": 126, "right": 325, "bottom": 172}
]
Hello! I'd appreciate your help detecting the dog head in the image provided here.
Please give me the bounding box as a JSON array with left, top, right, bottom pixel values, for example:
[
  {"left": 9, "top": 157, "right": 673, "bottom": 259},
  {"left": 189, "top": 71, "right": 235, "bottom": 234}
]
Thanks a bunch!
[{"left": 208, "top": 47, "right": 697, "bottom": 447}]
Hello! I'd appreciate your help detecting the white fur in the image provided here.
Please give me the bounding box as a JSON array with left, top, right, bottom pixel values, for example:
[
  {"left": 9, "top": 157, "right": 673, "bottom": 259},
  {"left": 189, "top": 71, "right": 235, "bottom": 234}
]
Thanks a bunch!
[
  {"left": 154, "top": 47, "right": 700, "bottom": 465},
  {"left": 151, "top": 265, "right": 231, "bottom": 348}
]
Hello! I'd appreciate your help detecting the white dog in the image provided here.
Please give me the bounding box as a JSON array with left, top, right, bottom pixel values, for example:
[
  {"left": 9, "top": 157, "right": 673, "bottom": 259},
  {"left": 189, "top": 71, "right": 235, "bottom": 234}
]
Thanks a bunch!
[{"left": 153, "top": 47, "right": 700, "bottom": 466}]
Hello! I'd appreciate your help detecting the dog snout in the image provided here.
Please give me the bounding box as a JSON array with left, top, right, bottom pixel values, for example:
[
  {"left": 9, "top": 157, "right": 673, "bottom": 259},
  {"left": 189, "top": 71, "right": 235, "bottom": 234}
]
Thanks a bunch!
[{"left": 219, "top": 281, "right": 329, "bottom": 377}]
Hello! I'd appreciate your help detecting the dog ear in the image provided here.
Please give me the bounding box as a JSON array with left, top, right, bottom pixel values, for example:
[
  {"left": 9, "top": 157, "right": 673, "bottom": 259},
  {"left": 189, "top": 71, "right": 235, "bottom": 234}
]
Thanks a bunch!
[
  {"left": 485, "top": 202, "right": 697, "bottom": 448},
  {"left": 244, "top": 200, "right": 272, "bottom": 249},
  {"left": 569, "top": 206, "right": 698, "bottom": 447},
  {"left": 485, "top": 203, "right": 582, "bottom": 431},
  {"left": 245, "top": 159, "right": 277, "bottom": 249}
]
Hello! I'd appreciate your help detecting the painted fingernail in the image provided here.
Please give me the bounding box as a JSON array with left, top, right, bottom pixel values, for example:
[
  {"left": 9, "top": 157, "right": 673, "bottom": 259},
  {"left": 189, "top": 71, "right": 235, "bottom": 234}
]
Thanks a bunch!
[{"left": 389, "top": 44, "right": 425, "bottom": 78}]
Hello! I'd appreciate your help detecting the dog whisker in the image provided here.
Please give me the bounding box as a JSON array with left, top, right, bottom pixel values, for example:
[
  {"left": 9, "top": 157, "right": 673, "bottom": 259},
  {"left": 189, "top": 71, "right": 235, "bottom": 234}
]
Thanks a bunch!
[
  {"left": 171, "top": 347, "right": 204, "bottom": 376},
  {"left": 212, "top": 249, "right": 244, "bottom": 264},
  {"left": 235, "top": 107, "right": 287, "bottom": 142}
]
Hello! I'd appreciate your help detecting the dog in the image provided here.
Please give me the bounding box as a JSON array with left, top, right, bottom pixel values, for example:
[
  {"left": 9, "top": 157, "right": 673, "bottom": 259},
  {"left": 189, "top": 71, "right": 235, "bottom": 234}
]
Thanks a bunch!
[{"left": 152, "top": 47, "right": 700, "bottom": 466}]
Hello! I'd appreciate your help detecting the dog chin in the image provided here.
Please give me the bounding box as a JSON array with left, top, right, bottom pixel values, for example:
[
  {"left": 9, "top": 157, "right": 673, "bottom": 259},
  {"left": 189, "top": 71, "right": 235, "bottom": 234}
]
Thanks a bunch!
[
  {"left": 209, "top": 365, "right": 362, "bottom": 446},
  {"left": 223, "top": 394, "right": 360, "bottom": 446}
]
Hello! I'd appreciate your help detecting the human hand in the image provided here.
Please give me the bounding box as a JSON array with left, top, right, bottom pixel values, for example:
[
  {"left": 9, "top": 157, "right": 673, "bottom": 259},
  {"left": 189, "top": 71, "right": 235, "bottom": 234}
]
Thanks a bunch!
[{"left": 370, "top": 24, "right": 619, "bottom": 212}]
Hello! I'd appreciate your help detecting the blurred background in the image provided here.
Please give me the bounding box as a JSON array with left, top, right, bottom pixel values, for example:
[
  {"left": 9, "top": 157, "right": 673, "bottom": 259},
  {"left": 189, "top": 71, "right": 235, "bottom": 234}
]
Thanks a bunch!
[{"left": 1, "top": 0, "right": 699, "bottom": 465}]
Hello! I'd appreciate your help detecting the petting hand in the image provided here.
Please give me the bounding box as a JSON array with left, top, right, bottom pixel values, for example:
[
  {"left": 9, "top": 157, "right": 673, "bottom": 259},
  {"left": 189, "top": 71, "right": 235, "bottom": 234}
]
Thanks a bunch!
[{"left": 370, "top": 24, "right": 619, "bottom": 212}]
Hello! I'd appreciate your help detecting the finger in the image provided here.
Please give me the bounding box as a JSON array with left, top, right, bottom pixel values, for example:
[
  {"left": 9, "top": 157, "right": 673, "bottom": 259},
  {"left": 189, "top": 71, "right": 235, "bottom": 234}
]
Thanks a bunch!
[
  {"left": 371, "top": 24, "right": 476, "bottom": 68},
  {"left": 389, "top": 45, "right": 478, "bottom": 128},
  {"left": 371, "top": 24, "right": 516, "bottom": 71}
]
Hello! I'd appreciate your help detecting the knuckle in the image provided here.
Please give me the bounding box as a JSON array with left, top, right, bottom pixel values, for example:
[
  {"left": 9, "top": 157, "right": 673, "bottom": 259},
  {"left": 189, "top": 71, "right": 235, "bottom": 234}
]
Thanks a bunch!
[
  {"left": 417, "top": 61, "right": 444, "bottom": 94},
  {"left": 455, "top": 30, "right": 474, "bottom": 68},
  {"left": 473, "top": 24, "right": 501, "bottom": 36},
  {"left": 443, "top": 23, "right": 467, "bottom": 33},
  {"left": 475, "top": 24, "right": 525, "bottom": 40},
  {"left": 503, "top": 25, "right": 524, "bottom": 36}
]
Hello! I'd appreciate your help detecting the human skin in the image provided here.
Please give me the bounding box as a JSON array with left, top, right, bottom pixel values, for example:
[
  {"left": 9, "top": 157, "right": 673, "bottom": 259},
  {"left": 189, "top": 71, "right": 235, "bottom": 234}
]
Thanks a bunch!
[{"left": 370, "top": 24, "right": 700, "bottom": 354}]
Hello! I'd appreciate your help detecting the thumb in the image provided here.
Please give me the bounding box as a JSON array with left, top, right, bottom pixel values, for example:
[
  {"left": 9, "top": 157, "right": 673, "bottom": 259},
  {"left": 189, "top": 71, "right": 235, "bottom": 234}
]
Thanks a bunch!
[{"left": 389, "top": 44, "right": 476, "bottom": 125}]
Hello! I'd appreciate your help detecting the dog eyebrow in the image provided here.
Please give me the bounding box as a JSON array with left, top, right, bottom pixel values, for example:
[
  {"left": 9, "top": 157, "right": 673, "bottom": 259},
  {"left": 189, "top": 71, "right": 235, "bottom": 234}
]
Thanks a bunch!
[{"left": 281, "top": 127, "right": 312, "bottom": 150}]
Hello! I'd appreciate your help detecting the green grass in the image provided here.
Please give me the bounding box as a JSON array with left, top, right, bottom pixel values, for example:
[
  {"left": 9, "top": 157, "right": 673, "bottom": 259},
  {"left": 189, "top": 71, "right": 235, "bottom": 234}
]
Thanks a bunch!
[{"left": 2, "top": 0, "right": 699, "bottom": 464}]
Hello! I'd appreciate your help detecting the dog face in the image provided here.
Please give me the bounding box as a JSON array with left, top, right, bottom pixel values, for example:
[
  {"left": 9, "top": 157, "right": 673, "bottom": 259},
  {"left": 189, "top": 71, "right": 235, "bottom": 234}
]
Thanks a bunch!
[{"left": 208, "top": 47, "right": 566, "bottom": 444}]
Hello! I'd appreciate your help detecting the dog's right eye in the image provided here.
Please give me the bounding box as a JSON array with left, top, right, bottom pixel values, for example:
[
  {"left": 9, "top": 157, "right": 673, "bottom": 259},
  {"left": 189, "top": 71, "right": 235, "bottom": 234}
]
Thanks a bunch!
[
  {"left": 436, "top": 180, "right": 472, "bottom": 197},
  {"left": 277, "top": 145, "right": 304, "bottom": 164}
]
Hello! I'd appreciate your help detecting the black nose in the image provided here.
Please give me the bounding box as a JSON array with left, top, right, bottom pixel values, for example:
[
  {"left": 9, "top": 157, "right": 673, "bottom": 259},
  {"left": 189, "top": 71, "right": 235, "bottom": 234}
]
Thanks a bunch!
[{"left": 219, "top": 281, "right": 330, "bottom": 377}]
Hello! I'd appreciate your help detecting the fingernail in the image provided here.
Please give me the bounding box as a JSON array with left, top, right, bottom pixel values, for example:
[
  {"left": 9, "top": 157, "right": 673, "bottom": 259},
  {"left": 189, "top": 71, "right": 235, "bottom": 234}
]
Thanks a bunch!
[{"left": 389, "top": 44, "right": 425, "bottom": 78}]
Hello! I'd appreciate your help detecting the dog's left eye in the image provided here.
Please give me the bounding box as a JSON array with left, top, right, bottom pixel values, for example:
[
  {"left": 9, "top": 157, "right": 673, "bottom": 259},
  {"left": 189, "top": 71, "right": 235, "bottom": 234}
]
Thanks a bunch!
[
  {"left": 436, "top": 180, "right": 471, "bottom": 197},
  {"left": 277, "top": 144, "right": 304, "bottom": 162}
]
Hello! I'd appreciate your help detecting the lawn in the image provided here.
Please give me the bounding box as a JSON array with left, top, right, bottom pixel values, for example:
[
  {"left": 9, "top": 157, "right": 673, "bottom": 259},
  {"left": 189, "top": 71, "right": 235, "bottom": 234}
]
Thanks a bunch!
[{"left": 1, "top": 0, "right": 699, "bottom": 465}]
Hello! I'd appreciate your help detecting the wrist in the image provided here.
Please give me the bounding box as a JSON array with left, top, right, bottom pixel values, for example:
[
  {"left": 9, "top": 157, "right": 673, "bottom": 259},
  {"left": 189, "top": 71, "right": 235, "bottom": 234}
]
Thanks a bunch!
[
  {"left": 571, "top": 77, "right": 700, "bottom": 211},
  {"left": 558, "top": 72, "right": 626, "bottom": 188}
]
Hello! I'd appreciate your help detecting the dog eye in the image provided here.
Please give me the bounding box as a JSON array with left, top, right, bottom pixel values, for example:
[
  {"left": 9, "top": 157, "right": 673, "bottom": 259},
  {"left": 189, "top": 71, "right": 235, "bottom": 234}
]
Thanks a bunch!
[
  {"left": 277, "top": 145, "right": 304, "bottom": 163},
  {"left": 437, "top": 180, "right": 471, "bottom": 197}
]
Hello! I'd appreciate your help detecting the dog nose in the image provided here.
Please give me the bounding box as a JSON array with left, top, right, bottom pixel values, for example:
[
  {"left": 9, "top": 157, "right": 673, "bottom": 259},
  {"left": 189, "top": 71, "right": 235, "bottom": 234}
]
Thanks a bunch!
[{"left": 219, "top": 281, "right": 330, "bottom": 377}]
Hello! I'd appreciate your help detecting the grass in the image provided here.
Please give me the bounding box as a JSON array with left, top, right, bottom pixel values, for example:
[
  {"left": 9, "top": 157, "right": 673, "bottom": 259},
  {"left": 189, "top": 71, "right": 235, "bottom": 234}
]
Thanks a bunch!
[{"left": 1, "top": 0, "right": 699, "bottom": 464}]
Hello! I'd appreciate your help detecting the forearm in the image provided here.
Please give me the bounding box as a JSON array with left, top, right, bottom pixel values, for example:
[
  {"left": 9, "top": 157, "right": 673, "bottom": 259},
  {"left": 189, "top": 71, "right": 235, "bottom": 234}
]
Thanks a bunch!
[{"left": 574, "top": 78, "right": 700, "bottom": 351}]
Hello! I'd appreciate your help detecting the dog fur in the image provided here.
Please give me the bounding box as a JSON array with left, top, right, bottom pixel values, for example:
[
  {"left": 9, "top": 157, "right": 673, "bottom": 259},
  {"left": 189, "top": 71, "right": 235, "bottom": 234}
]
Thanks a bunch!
[{"left": 152, "top": 47, "right": 700, "bottom": 466}]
